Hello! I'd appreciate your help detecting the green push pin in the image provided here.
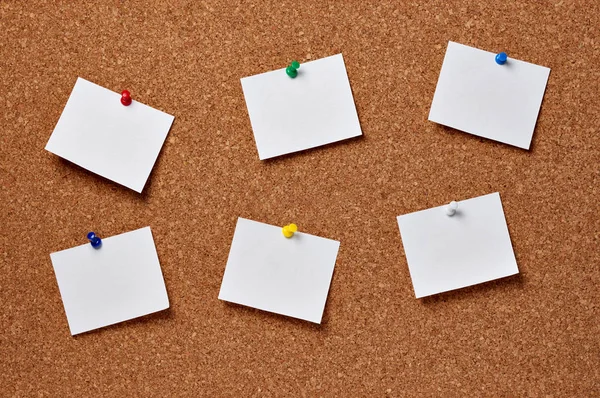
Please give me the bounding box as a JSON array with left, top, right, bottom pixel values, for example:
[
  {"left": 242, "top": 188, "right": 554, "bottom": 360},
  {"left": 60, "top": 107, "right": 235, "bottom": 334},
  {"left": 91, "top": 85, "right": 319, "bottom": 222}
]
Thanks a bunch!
[{"left": 286, "top": 60, "right": 300, "bottom": 78}]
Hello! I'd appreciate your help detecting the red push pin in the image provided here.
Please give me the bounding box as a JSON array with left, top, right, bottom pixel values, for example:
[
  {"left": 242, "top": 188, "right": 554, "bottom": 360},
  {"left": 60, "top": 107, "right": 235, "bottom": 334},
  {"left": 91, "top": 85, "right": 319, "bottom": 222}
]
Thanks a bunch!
[{"left": 120, "top": 90, "right": 132, "bottom": 106}]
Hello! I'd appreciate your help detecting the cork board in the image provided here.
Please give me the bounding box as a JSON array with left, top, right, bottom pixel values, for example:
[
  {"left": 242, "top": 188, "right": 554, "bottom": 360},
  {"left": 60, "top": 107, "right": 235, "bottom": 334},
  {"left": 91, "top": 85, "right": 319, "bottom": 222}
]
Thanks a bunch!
[{"left": 1, "top": 1, "right": 598, "bottom": 396}]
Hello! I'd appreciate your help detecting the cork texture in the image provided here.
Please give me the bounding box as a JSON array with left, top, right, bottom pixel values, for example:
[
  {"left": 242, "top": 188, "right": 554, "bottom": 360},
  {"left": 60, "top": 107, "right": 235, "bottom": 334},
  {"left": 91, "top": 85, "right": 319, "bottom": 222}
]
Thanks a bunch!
[{"left": 1, "top": 1, "right": 598, "bottom": 396}]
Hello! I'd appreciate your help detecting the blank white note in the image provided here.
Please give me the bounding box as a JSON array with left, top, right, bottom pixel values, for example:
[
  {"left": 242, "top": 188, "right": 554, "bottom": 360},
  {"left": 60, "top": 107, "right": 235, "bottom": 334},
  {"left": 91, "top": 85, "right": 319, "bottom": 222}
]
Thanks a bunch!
[
  {"left": 241, "top": 54, "right": 362, "bottom": 160},
  {"left": 429, "top": 41, "right": 550, "bottom": 149},
  {"left": 397, "top": 192, "right": 519, "bottom": 298},
  {"left": 50, "top": 227, "right": 169, "bottom": 335},
  {"left": 219, "top": 218, "right": 340, "bottom": 323},
  {"left": 46, "top": 78, "right": 174, "bottom": 192}
]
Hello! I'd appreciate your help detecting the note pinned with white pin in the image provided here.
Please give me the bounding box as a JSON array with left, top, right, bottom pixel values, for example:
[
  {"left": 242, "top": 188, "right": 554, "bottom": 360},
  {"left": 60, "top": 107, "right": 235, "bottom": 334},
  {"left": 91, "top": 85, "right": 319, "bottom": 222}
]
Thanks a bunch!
[
  {"left": 218, "top": 218, "right": 340, "bottom": 323},
  {"left": 240, "top": 54, "right": 362, "bottom": 160},
  {"left": 397, "top": 192, "right": 519, "bottom": 298},
  {"left": 429, "top": 41, "right": 550, "bottom": 149},
  {"left": 50, "top": 227, "right": 169, "bottom": 335},
  {"left": 45, "top": 77, "right": 174, "bottom": 193}
]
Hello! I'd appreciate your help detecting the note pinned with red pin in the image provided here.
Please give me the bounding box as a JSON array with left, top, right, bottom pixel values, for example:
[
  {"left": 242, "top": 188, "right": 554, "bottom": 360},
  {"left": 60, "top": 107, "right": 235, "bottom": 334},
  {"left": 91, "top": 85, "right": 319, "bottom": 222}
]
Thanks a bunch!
[{"left": 46, "top": 78, "right": 174, "bottom": 192}]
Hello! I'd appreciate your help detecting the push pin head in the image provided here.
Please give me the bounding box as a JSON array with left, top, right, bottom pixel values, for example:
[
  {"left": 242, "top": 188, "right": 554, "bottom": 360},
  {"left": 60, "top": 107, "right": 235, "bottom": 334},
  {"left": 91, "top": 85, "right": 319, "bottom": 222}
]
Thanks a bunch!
[
  {"left": 495, "top": 52, "right": 508, "bottom": 65},
  {"left": 282, "top": 223, "right": 298, "bottom": 238},
  {"left": 120, "top": 90, "right": 132, "bottom": 106},
  {"left": 87, "top": 232, "right": 102, "bottom": 248},
  {"left": 445, "top": 201, "right": 458, "bottom": 216},
  {"left": 286, "top": 60, "right": 300, "bottom": 78}
]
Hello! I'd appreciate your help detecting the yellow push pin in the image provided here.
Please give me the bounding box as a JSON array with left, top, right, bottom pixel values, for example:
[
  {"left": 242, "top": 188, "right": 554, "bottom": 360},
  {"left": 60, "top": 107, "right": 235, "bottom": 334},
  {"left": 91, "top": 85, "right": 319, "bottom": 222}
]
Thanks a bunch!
[{"left": 282, "top": 223, "right": 298, "bottom": 238}]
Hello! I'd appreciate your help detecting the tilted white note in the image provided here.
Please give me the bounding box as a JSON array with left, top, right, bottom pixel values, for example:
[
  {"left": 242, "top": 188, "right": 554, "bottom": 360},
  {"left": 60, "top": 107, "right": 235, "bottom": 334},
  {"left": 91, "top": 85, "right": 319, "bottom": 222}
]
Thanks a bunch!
[
  {"left": 397, "top": 192, "right": 519, "bottom": 298},
  {"left": 50, "top": 227, "right": 169, "bottom": 335},
  {"left": 241, "top": 54, "right": 362, "bottom": 160},
  {"left": 429, "top": 41, "right": 550, "bottom": 149},
  {"left": 46, "top": 77, "right": 174, "bottom": 192},
  {"left": 219, "top": 218, "right": 340, "bottom": 323}
]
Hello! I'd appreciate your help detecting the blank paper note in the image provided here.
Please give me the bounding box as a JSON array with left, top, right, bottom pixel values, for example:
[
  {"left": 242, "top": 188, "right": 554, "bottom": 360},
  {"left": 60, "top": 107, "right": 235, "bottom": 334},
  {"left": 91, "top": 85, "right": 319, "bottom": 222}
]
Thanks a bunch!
[
  {"left": 218, "top": 218, "right": 340, "bottom": 323},
  {"left": 429, "top": 41, "right": 550, "bottom": 149},
  {"left": 397, "top": 192, "right": 519, "bottom": 298},
  {"left": 50, "top": 227, "right": 169, "bottom": 335},
  {"left": 241, "top": 54, "right": 362, "bottom": 160},
  {"left": 45, "top": 77, "right": 174, "bottom": 193}
]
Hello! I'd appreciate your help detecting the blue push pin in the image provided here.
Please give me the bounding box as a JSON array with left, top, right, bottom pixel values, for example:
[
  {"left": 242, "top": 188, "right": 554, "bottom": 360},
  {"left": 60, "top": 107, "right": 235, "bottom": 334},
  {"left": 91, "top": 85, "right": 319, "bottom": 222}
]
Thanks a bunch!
[
  {"left": 87, "top": 232, "right": 102, "bottom": 249},
  {"left": 495, "top": 52, "right": 508, "bottom": 65}
]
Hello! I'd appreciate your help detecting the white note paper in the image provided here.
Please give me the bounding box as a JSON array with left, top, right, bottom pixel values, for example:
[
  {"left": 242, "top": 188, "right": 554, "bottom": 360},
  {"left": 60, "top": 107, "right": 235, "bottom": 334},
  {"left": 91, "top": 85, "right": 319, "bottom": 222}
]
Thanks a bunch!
[
  {"left": 241, "top": 54, "right": 362, "bottom": 160},
  {"left": 50, "top": 227, "right": 169, "bottom": 335},
  {"left": 218, "top": 218, "right": 340, "bottom": 323},
  {"left": 429, "top": 41, "right": 550, "bottom": 149},
  {"left": 397, "top": 192, "right": 519, "bottom": 298},
  {"left": 46, "top": 77, "right": 174, "bottom": 192}
]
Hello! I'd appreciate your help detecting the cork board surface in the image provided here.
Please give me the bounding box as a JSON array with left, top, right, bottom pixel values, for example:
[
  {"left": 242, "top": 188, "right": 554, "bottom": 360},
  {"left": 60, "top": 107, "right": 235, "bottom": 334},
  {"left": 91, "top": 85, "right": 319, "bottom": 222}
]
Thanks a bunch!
[{"left": 1, "top": 1, "right": 598, "bottom": 396}]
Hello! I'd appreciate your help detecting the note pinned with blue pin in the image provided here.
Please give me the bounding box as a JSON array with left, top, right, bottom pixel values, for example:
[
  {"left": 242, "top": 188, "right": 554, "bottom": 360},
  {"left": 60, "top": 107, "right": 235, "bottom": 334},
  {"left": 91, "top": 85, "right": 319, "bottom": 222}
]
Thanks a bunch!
[
  {"left": 50, "top": 227, "right": 169, "bottom": 335},
  {"left": 429, "top": 42, "right": 550, "bottom": 150}
]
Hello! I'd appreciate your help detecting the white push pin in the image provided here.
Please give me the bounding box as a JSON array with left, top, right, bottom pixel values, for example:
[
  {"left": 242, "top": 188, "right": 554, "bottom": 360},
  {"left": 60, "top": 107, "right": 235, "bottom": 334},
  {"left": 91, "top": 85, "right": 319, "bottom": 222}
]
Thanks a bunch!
[{"left": 445, "top": 201, "right": 458, "bottom": 216}]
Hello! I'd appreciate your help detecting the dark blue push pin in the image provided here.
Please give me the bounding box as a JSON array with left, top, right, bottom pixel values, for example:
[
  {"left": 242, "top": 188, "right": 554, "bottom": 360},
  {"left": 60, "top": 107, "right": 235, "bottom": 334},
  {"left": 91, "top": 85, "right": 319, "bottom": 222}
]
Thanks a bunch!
[
  {"left": 495, "top": 52, "right": 508, "bottom": 65},
  {"left": 87, "top": 232, "right": 102, "bottom": 249}
]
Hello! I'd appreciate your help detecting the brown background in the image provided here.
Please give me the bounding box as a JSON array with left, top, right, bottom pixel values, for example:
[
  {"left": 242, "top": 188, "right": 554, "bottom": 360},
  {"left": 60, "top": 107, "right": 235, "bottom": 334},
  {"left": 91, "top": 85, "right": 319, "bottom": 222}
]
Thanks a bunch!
[{"left": 1, "top": 1, "right": 598, "bottom": 396}]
